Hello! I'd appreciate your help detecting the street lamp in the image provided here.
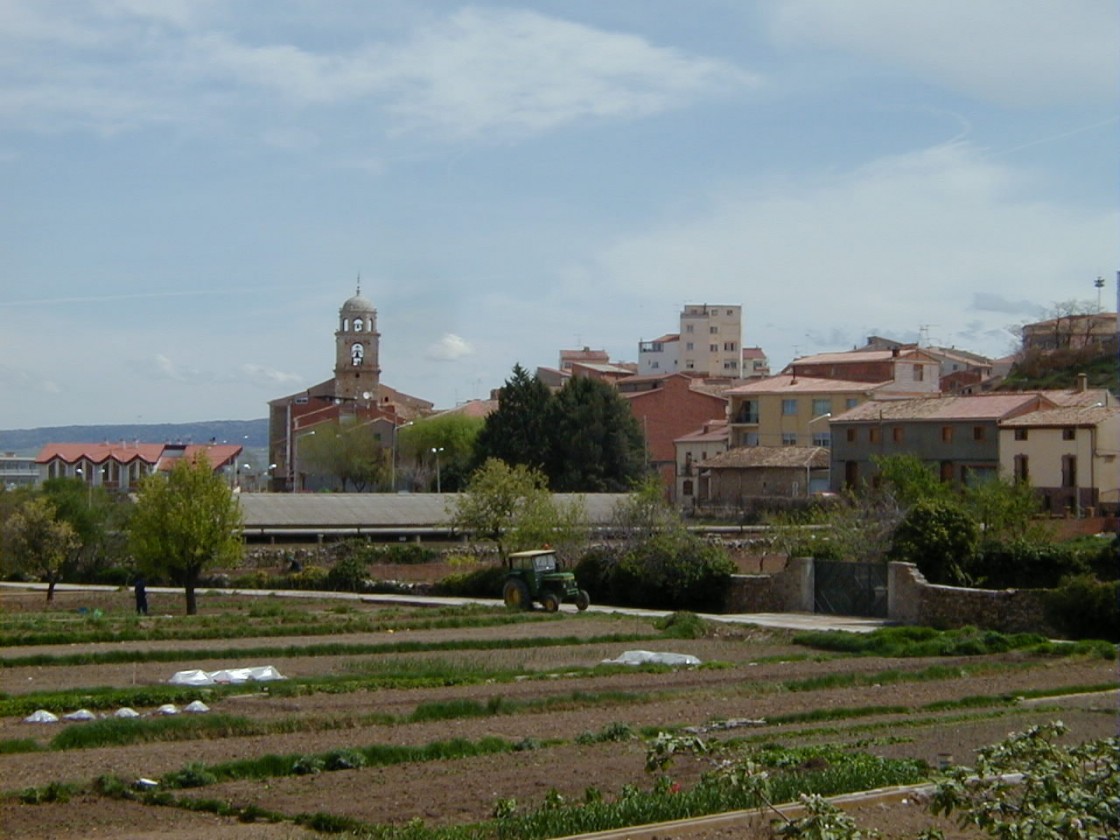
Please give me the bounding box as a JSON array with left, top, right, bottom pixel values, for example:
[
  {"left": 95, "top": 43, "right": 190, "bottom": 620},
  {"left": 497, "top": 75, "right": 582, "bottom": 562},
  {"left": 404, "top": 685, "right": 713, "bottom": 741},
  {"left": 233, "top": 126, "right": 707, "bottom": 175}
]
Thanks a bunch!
[
  {"left": 431, "top": 447, "right": 445, "bottom": 494},
  {"left": 391, "top": 421, "right": 413, "bottom": 492}
]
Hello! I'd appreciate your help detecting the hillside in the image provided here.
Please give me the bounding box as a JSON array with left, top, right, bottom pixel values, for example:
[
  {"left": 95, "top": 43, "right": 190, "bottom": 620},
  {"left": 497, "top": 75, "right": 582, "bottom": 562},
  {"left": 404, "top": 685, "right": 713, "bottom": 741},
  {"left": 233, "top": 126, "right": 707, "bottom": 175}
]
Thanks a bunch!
[
  {"left": 998, "top": 347, "right": 1119, "bottom": 392},
  {"left": 0, "top": 419, "right": 269, "bottom": 456}
]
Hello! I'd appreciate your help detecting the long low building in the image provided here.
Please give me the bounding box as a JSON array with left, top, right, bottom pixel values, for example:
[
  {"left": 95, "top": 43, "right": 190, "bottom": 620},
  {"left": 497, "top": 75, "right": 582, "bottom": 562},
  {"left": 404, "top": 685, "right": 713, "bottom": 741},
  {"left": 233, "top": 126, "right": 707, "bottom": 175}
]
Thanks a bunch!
[{"left": 237, "top": 493, "right": 632, "bottom": 541}]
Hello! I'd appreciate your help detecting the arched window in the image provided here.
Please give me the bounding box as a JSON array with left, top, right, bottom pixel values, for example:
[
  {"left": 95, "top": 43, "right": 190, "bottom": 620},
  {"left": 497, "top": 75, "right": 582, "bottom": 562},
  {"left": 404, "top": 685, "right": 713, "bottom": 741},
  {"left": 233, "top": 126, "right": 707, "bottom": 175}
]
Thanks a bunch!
[{"left": 353, "top": 318, "right": 364, "bottom": 332}]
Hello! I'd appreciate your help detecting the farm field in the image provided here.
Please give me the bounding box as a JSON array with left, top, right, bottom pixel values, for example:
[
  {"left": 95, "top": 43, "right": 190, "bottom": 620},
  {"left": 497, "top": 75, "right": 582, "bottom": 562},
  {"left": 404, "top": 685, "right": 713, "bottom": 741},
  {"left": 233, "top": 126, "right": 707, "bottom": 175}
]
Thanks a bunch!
[{"left": 0, "top": 587, "right": 1116, "bottom": 839}]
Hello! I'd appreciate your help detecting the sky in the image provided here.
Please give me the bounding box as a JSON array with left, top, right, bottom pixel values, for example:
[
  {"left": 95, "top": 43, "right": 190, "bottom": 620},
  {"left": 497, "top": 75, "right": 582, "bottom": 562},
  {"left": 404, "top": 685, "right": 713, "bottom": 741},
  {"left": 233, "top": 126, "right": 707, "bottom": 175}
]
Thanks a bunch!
[{"left": 1, "top": 1, "right": 1116, "bottom": 429}]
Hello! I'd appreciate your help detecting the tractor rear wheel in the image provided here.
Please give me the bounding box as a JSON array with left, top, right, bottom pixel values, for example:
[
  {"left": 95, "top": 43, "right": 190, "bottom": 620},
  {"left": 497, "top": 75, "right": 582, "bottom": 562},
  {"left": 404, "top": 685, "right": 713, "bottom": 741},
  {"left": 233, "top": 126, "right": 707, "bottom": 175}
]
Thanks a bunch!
[
  {"left": 503, "top": 578, "right": 531, "bottom": 610},
  {"left": 540, "top": 593, "right": 560, "bottom": 613},
  {"left": 574, "top": 589, "right": 590, "bottom": 611}
]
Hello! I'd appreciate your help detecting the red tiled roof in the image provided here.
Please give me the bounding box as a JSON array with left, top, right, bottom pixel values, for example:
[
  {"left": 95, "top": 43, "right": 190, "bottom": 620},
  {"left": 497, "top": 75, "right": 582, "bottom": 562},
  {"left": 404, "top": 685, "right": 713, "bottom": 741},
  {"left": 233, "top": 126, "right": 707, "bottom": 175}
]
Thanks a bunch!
[
  {"left": 1001, "top": 405, "right": 1119, "bottom": 427},
  {"left": 704, "top": 445, "right": 829, "bottom": 469},
  {"left": 724, "top": 374, "right": 887, "bottom": 395},
  {"left": 36, "top": 442, "right": 242, "bottom": 472},
  {"left": 832, "top": 393, "right": 1050, "bottom": 423}
]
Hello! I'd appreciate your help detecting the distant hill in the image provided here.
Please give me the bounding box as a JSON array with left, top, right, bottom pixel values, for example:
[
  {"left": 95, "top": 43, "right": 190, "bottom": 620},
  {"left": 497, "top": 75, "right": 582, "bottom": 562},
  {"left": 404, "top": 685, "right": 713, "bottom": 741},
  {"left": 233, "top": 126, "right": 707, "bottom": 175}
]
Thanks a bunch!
[{"left": 0, "top": 419, "right": 269, "bottom": 456}]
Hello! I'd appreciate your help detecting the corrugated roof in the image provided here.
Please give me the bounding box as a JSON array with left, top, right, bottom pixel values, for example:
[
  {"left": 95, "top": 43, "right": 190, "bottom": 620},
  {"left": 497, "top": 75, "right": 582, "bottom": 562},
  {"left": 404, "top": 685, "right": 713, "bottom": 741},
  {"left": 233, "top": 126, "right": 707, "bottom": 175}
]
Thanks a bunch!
[
  {"left": 238, "top": 493, "right": 631, "bottom": 530},
  {"left": 703, "top": 445, "right": 829, "bottom": 469}
]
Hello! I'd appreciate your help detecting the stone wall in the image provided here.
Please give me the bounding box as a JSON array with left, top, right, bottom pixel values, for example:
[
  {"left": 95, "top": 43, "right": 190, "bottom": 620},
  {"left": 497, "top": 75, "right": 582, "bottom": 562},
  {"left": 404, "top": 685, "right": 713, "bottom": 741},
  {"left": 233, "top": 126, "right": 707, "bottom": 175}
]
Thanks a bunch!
[
  {"left": 724, "top": 556, "right": 812, "bottom": 613},
  {"left": 887, "top": 562, "right": 1055, "bottom": 635}
]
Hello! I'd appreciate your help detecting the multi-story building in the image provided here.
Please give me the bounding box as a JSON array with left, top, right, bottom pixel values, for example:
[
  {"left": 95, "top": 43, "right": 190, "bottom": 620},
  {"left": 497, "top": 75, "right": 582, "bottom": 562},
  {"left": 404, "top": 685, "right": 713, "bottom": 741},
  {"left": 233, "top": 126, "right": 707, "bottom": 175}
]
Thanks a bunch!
[
  {"left": 1000, "top": 404, "right": 1120, "bottom": 516},
  {"left": 637, "top": 334, "right": 679, "bottom": 375},
  {"left": 618, "top": 373, "right": 728, "bottom": 501},
  {"left": 1, "top": 452, "right": 40, "bottom": 490},
  {"left": 726, "top": 375, "right": 876, "bottom": 450},
  {"left": 35, "top": 442, "right": 243, "bottom": 492},
  {"left": 828, "top": 393, "right": 1053, "bottom": 491},
  {"left": 639, "top": 304, "right": 745, "bottom": 378},
  {"left": 268, "top": 285, "right": 433, "bottom": 491},
  {"left": 679, "top": 303, "right": 742, "bottom": 377},
  {"left": 673, "top": 419, "right": 728, "bottom": 504}
]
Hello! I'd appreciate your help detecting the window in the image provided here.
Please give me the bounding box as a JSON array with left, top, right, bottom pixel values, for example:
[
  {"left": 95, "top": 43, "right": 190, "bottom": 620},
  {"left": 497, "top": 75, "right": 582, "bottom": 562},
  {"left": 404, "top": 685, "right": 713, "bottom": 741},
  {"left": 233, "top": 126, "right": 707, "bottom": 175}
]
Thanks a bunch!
[
  {"left": 941, "top": 426, "right": 953, "bottom": 443},
  {"left": 709, "top": 326, "right": 718, "bottom": 334},
  {"left": 973, "top": 426, "right": 985, "bottom": 441},
  {"left": 812, "top": 398, "right": 831, "bottom": 417},
  {"left": 682, "top": 479, "right": 694, "bottom": 497},
  {"left": 781, "top": 399, "right": 798, "bottom": 416},
  {"left": 782, "top": 432, "right": 797, "bottom": 446},
  {"left": 685, "top": 361, "right": 695, "bottom": 369},
  {"left": 1014, "top": 454, "right": 1029, "bottom": 482},
  {"left": 685, "top": 324, "right": 694, "bottom": 333},
  {"left": 868, "top": 427, "right": 880, "bottom": 443},
  {"left": 913, "top": 364, "right": 924, "bottom": 381},
  {"left": 1014, "top": 428, "right": 1028, "bottom": 441},
  {"left": 940, "top": 461, "right": 954, "bottom": 483},
  {"left": 743, "top": 432, "right": 759, "bottom": 446},
  {"left": 724, "top": 341, "right": 736, "bottom": 351},
  {"left": 844, "top": 461, "right": 859, "bottom": 488},
  {"left": 710, "top": 343, "right": 718, "bottom": 352},
  {"left": 846, "top": 398, "right": 858, "bottom": 409},
  {"left": 685, "top": 342, "right": 694, "bottom": 351},
  {"left": 892, "top": 427, "right": 904, "bottom": 443},
  {"left": 846, "top": 428, "right": 856, "bottom": 442},
  {"left": 651, "top": 361, "right": 659, "bottom": 369},
  {"left": 812, "top": 431, "right": 831, "bottom": 447},
  {"left": 353, "top": 318, "right": 363, "bottom": 332},
  {"left": 1062, "top": 428, "right": 1075, "bottom": 441}
]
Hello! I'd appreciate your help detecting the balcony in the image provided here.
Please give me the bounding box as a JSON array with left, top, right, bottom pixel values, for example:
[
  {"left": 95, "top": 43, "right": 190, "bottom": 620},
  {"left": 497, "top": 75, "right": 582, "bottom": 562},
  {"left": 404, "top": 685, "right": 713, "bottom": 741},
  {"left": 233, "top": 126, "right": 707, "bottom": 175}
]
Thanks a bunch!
[{"left": 731, "top": 409, "right": 759, "bottom": 424}]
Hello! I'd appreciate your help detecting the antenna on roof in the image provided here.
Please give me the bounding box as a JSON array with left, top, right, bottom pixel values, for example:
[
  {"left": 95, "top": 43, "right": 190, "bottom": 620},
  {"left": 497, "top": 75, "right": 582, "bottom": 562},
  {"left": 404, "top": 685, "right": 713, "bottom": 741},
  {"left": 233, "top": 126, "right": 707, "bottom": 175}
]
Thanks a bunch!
[{"left": 918, "top": 324, "right": 936, "bottom": 347}]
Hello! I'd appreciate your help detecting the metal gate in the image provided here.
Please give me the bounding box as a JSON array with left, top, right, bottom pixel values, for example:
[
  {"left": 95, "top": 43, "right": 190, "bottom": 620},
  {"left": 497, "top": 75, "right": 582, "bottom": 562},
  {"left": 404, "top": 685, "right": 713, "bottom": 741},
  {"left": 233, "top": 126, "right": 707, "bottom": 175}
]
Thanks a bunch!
[{"left": 814, "top": 561, "right": 888, "bottom": 618}]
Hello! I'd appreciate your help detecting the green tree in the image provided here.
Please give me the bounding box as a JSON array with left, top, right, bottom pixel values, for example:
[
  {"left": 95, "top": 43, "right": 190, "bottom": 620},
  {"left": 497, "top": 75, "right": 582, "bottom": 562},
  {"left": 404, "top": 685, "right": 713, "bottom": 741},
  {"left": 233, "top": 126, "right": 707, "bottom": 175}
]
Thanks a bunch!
[
  {"left": 127, "top": 454, "right": 243, "bottom": 615},
  {"left": 963, "top": 475, "right": 1048, "bottom": 545},
  {"left": 872, "top": 453, "right": 951, "bottom": 508},
  {"left": 2, "top": 496, "right": 79, "bottom": 601},
  {"left": 888, "top": 498, "right": 979, "bottom": 584},
  {"left": 300, "top": 420, "right": 388, "bottom": 491},
  {"left": 545, "top": 376, "right": 645, "bottom": 492},
  {"left": 450, "top": 458, "right": 587, "bottom": 562},
  {"left": 40, "top": 477, "right": 125, "bottom": 579},
  {"left": 473, "top": 364, "right": 554, "bottom": 472},
  {"left": 397, "top": 412, "right": 484, "bottom": 492}
]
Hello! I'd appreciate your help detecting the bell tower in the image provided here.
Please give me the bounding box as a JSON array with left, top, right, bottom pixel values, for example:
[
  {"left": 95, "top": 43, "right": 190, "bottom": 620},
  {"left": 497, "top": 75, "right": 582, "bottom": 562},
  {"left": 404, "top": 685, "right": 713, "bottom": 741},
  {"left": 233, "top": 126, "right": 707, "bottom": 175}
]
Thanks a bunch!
[{"left": 334, "top": 279, "right": 381, "bottom": 401}]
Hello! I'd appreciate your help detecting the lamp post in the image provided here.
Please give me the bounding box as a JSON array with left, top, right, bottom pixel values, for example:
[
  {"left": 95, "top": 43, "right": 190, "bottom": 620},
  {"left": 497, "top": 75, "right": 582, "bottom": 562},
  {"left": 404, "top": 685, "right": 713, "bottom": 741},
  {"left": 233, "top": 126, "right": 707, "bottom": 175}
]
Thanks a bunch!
[
  {"left": 391, "top": 421, "right": 413, "bottom": 492},
  {"left": 806, "top": 412, "right": 832, "bottom": 497},
  {"left": 431, "top": 447, "right": 445, "bottom": 494}
]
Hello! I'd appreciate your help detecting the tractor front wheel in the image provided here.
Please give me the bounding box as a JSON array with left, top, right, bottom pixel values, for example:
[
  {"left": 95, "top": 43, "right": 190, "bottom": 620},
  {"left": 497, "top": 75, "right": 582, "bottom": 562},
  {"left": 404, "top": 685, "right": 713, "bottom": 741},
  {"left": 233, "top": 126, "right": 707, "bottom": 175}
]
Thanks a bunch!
[
  {"left": 540, "top": 593, "right": 560, "bottom": 613},
  {"left": 503, "top": 579, "right": 531, "bottom": 610},
  {"left": 574, "top": 589, "right": 590, "bottom": 611}
]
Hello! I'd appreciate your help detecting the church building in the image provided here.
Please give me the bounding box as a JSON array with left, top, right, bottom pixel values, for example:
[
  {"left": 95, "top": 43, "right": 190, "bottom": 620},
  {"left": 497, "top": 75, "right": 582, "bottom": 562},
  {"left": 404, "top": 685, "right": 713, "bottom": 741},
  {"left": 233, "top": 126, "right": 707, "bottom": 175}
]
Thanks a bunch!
[{"left": 267, "top": 285, "right": 433, "bottom": 492}]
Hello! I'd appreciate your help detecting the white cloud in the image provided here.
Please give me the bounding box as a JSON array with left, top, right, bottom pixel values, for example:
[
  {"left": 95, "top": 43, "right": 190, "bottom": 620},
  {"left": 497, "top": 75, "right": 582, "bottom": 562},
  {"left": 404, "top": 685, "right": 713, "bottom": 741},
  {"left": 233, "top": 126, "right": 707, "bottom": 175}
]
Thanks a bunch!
[
  {"left": 425, "top": 333, "right": 474, "bottom": 361},
  {"left": 0, "top": 5, "right": 754, "bottom": 139},
  {"left": 582, "top": 141, "right": 1116, "bottom": 364},
  {"left": 239, "top": 363, "right": 304, "bottom": 387},
  {"left": 771, "top": 0, "right": 1119, "bottom": 106}
]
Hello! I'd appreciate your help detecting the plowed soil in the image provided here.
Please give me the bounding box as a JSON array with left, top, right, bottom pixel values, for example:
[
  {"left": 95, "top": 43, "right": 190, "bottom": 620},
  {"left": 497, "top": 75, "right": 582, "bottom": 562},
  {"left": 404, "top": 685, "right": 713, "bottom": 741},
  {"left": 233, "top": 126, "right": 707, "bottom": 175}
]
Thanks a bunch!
[{"left": 1, "top": 588, "right": 1115, "bottom": 840}]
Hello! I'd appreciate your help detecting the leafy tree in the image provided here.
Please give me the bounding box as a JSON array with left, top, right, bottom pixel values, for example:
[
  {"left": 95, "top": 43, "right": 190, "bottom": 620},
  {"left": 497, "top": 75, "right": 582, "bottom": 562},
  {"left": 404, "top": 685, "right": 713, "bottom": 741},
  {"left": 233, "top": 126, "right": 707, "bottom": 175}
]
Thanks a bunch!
[
  {"left": 963, "top": 475, "right": 1048, "bottom": 545},
  {"left": 888, "top": 498, "right": 979, "bottom": 584},
  {"left": 2, "top": 496, "right": 79, "bottom": 601},
  {"left": 872, "top": 454, "right": 950, "bottom": 508},
  {"left": 930, "top": 722, "right": 1118, "bottom": 839},
  {"left": 300, "top": 420, "right": 388, "bottom": 491},
  {"left": 545, "top": 376, "right": 645, "bottom": 492},
  {"left": 450, "top": 458, "right": 587, "bottom": 562},
  {"left": 397, "top": 412, "right": 484, "bottom": 492},
  {"left": 127, "top": 454, "right": 243, "bottom": 615},
  {"left": 39, "top": 477, "right": 129, "bottom": 579},
  {"left": 473, "top": 364, "right": 554, "bottom": 472}
]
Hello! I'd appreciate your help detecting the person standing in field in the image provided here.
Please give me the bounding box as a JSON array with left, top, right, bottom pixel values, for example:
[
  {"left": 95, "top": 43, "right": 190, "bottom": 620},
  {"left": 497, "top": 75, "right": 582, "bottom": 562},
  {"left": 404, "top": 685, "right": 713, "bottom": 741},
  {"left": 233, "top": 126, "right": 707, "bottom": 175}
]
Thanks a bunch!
[{"left": 134, "top": 575, "right": 148, "bottom": 616}]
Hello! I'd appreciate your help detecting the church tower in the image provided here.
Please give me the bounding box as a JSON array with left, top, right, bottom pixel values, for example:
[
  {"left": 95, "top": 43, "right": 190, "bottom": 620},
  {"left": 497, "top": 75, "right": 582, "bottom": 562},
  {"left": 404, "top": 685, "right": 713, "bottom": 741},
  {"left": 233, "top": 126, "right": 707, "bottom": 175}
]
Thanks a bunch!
[{"left": 334, "top": 280, "right": 381, "bottom": 401}]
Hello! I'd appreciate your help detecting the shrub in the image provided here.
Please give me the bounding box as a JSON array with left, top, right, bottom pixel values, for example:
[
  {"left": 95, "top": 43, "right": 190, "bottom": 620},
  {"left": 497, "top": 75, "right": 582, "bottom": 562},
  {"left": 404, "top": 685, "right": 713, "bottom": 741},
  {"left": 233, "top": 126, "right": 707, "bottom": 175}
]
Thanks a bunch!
[
  {"left": 434, "top": 564, "right": 505, "bottom": 598},
  {"left": 655, "top": 611, "right": 709, "bottom": 639},
  {"left": 285, "top": 565, "right": 328, "bottom": 590},
  {"left": 889, "top": 499, "right": 979, "bottom": 584},
  {"left": 972, "top": 539, "right": 1093, "bottom": 589},
  {"left": 612, "top": 532, "right": 736, "bottom": 611},
  {"left": 573, "top": 546, "right": 623, "bottom": 603},
  {"left": 326, "top": 556, "right": 370, "bottom": 592},
  {"left": 1045, "top": 575, "right": 1120, "bottom": 642}
]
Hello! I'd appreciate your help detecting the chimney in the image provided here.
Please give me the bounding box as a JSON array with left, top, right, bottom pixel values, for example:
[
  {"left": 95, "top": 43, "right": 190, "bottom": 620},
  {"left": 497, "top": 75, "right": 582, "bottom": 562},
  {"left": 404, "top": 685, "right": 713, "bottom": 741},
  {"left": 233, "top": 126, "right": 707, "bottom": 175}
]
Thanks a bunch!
[{"left": 1077, "top": 372, "right": 1088, "bottom": 392}]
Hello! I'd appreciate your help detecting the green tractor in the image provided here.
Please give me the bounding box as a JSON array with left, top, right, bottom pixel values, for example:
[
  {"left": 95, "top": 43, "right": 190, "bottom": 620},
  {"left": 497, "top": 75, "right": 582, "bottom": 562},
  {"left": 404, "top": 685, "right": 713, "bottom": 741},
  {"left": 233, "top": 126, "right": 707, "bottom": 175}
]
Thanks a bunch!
[{"left": 502, "top": 549, "right": 590, "bottom": 613}]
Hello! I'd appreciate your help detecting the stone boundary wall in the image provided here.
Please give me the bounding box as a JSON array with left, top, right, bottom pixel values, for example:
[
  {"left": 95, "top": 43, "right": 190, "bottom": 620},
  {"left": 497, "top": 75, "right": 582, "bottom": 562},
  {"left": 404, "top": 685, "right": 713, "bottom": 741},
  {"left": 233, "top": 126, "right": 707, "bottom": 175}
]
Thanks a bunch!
[
  {"left": 887, "top": 562, "right": 1055, "bottom": 635},
  {"left": 725, "top": 557, "right": 812, "bottom": 614},
  {"left": 728, "top": 559, "right": 1053, "bottom": 635}
]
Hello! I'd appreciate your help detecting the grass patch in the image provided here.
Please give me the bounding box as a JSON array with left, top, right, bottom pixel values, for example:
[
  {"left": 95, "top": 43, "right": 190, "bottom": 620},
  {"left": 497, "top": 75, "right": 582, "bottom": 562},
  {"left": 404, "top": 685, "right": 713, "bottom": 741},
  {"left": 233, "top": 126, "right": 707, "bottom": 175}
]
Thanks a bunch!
[
  {"left": 0, "top": 738, "right": 43, "bottom": 754},
  {"left": 793, "top": 625, "right": 1117, "bottom": 660}
]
